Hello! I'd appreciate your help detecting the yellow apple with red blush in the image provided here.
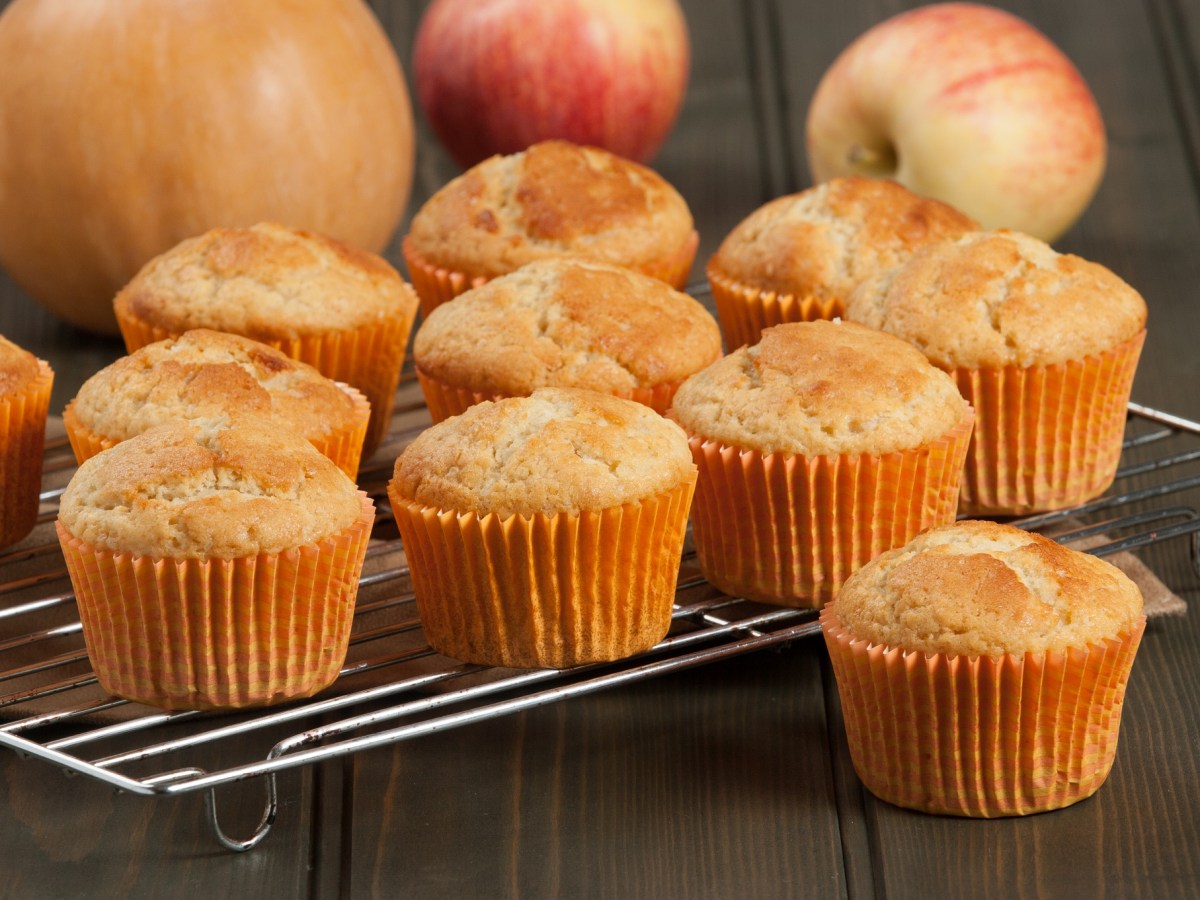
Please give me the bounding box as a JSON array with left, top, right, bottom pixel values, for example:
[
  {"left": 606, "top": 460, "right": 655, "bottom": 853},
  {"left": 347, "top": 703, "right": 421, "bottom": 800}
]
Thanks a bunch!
[{"left": 805, "top": 3, "right": 1106, "bottom": 242}]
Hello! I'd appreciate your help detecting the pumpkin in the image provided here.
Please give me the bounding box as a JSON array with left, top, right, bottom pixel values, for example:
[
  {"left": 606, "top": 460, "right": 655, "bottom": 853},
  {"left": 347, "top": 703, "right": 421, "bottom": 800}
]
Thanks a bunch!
[{"left": 0, "top": 0, "right": 415, "bottom": 335}]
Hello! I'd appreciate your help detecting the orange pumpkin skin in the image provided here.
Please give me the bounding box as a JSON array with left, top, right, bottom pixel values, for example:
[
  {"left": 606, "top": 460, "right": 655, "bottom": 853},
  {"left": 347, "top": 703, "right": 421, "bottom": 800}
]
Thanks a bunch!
[{"left": 0, "top": 0, "right": 415, "bottom": 334}]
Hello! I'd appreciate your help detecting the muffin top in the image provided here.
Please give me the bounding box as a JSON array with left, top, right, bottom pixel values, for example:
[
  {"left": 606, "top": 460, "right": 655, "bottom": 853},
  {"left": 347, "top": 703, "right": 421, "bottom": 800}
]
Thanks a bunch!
[
  {"left": 413, "top": 258, "right": 722, "bottom": 395},
  {"left": 707, "top": 176, "right": 978, "bottom": 300},
  {"left": 831, "top": 519, "right": 1144, "bottom": 656},
  {"left": 70, "top": 329, "right": 364, "bottom": 443},
  {"left": 59, "top": 418, "right": 363, "bottom": 559},
  {"left": 405, "top": 140, "right": 695, "bottom": 279},
  {"left": 668, "top": 319, "right": 969, "bottom": 456},
  {"left": 0, "top": 334, "right": 43, "bottom": 396},
  {"left": 113, "top": 222, "right": 418, "bottom": 341},
  {"left": 846, "top": 230, "right": 1149, "bottom": 368},
  {"left": 392, "top": 387, "right": 694, "bottom": 519}
]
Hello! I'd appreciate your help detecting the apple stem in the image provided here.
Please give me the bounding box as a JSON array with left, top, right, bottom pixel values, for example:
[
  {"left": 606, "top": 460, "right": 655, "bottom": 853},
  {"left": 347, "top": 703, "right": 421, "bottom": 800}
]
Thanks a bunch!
[{"left": 847, "top": 143, "right": 897, "bottom": 177}]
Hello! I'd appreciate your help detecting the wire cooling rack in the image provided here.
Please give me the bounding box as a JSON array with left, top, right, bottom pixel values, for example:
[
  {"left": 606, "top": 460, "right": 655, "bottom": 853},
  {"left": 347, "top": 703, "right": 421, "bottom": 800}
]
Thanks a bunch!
[{"left": 2, "top": 384, "right": 1198, "bottom": 851}]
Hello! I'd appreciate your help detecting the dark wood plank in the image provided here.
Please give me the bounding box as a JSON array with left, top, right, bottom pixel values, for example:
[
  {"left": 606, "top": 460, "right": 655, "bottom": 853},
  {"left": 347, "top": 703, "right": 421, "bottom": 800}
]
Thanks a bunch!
[
  {"left": 767, "top": 1, "right": 1200, "bottom": 897},
  {"left": 1, "top": 0, "right": 1199, "bottom": 897},
  {"left": 342, "top": 2, "right": 851, "bottom": 896},
  {"left": 346, "top": 644, "right": 844, "bottom": 900},
  {"left": 0, "top": 743, "right": 317, "bottom": 898}
]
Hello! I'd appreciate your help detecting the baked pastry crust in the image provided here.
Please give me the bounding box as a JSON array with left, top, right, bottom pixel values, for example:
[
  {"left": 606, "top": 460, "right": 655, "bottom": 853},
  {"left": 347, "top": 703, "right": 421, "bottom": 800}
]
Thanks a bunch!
[
  {"left": 413, "top": 258, "right": 721, "bottom": 396},
  {"left": 59, "top": 418, "right": 363, "bottom": 558},
  {"left": 846, "top": 229, "right": 1148, "bottom": 368},
  {"left": 708, "top": 176, "right": 978, "bottom": 301},
  {"left": 393, "top": 387, "right": 693, "bottom": 519},
  {"left": 832, "top": 519, "right": 1144, "bottom": 656},
  {"left": 114, "top": 221, "right": 417, "bottom": 340},
  {"left": 406, "top": 140, "right": 695, "bottom": 279},
  {"left": 668, "top": 319, "right": 969, "bottom": 456},
  {"left": 70, "top": 329, "right": 361, "bottom": 443}
]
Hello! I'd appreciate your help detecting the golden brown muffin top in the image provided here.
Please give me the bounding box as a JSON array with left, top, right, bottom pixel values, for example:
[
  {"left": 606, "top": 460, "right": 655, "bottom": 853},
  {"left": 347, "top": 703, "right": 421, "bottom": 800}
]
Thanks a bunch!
[
  {"left": 59, "top": 418, "right": 363, "bottom": 559},
  {"left": 707, "top": 176, "right": 978, "bottom": 300},
  {"left": 846, "top": 230, "right": 1148, "bottom": 368},
  {"left": 413, "top": 258, "right": 722, "bottom": 395},
  {"left": 0, "top": 334, "right": 42, "bottom": 396},
  {"left": 392, "top": 387, "right": 693, "bottom": 519},
  {"left": 668, "top": 319, "right": 969, "bottom": 456},
  {"left": 71, "top": 329, "right": 363, "bottom": 443},
  {"left": 831, "top": 520, "right": 1144, "bottom": 656},
  {"left": 113, "top": 222, "right": 418, "bottom": 341},
  {"left": 406, "top": 140, "right": 695, "bottom": 278}
]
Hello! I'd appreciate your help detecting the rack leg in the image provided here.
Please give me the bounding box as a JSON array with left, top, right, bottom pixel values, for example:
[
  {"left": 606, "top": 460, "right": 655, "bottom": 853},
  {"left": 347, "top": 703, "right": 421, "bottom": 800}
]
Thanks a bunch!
[{"left": 204, "top": 773, "right": 278, "bottom": 852}]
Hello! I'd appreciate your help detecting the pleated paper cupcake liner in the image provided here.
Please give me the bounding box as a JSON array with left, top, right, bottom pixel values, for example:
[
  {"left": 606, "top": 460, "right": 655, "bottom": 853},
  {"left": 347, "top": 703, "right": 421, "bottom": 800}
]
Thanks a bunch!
[
  {"left": 403, "top": 230, "right": 700, "bottom": 320},
  {"left": 57, "top": 492, "right": 375, "bottom": 711},
  {"left": 681, "top": 410, "right": 974, "bottom": 608},
  {"left": 416, "top": 366, "right": 694, "bottom": 424},
  {"left": 955, "top": 330, "right": 1146, "bottom": 515},
  {"left": 402, "top": 235, "right": 491, "bottom": 319},
  {"left": 388, "top": 474, "right": 697, "bottom": 669},
  {"left": 114, "top": 309, "right": 415, "bottom": 459},
  {"left": 0, "top": 359, "right": 53, "bottom": 549},
  {"left": 62, "top": 382, "right": 371, "bottom": 479},
  {"left": 821, "top": 607, "right": 1146, "bottom": 817},
  {"left": 706, "top": 263, "right": 846, "bottom": 351}
]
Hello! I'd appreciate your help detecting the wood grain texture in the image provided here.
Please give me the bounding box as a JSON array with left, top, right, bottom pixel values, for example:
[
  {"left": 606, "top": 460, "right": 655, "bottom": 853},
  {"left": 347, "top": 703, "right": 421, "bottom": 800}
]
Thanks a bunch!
[
  {"left": 345, "top": 647, "right": 844, "bottom": 900},
  {"left": 0, "top": 0, "right": 1199, "bottom": 896},
  {"left": 0, "top": 742, "right": 318, "bottom": 899},
  {"left": 772, "top": 1, "right": 1200, "bottom": 897}
]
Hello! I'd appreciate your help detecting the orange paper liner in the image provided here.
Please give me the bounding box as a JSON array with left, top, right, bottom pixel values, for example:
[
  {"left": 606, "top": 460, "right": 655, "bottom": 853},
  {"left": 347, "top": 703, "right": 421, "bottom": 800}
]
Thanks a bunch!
[
  {"left": 62, "top": 382, "right": 371, "bottom": 479},
  {"left": 707, "top": 262, "right": 845, "bottom": 351},
  {"left": 387, "top": 474, "right": 697, "bottom": 669},
  {"left": 416, "top": 366, "right": 690, "bottom": 424},
  {"left": 954, "top": 330, "right": 1146, "bottom": 515},
  {"left": 402, "top": 230, "right": 699, "bottom": 320},
  {"left": 402, "top": 235, "right": 491, "bottom": 319},
  {"left": 0, "top": 359, "right": 53, "bottom": 549},
  {"left": 681, "top": 410, "right": 974, "bottom": 608},
  {"left": 820, "top": 607, "right": 1146, "bottom": 817},
  {"left": 413, "top": 368, "right": 504, "bottom": 424},
  {"left": 57, "top": 493, "right": 375, "bottom": 711},
  {"left": 115, "top": 306, "right": 416, "bottom": 459}
]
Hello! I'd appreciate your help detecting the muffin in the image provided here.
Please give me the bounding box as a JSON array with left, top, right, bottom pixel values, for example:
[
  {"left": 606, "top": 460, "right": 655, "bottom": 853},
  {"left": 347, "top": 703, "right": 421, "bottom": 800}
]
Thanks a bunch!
[
  {"left": 63, "top": 329, "right": 371, "bottom": 478},
  {"left": 413, "top": 258, "right": 722, "bottom": 422},
  {"left": 56, "top": 418, "right": 375, "bottom": 711},
  {"left": 846, "top": 229, "right": 1147, "bottom": 514},
  {"left": 668, "top": 319, "right": 973, "bottom": 607},
  {"left": 0, "top": 335, "right": 53, "bottom": 548},
  {"left": 402, "top": 140, "right": 698, "bottom": 316},
  {"left": 821, "top": 519, "right": 1146, "bottom": 817},
  {"left": 388, "top": 387, "right": 696, "bottom": 668},
  {"left": 706, "top": 176, "right": 978, "bottom": 350},
  {"left": 112, "top": 221, "right": 419, "bottom": 456}
]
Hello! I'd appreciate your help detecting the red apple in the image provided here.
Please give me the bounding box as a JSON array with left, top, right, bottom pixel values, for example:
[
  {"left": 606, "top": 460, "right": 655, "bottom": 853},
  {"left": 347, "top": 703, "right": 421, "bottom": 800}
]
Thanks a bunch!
[
  {"left": 413, "top": 0, "right": 690, "bottom": 168},
  {"left": 805, "top": 2, "right": 1106, "bottom": 242}
]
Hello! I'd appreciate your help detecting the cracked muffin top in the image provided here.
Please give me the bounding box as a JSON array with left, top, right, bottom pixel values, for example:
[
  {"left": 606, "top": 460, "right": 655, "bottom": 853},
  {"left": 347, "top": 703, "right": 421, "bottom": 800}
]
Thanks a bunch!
[
  {"left": 830, "top": 519, "right": 1144, "bottom": 656},
  {"left": 668, "top": 319, "right": 969, "bottom": 456},
  {"left": 112, "top": 222, "right": 418, "bottom": 342},
  {"left": 0, "top": 334, "right": 43, "bottom": 396},
  {"left": 391, "top": 387, "right": 694, "bottom": 519},
  {"left": 58, "top": 417, "right": 363, "bottom": 559},
  {"left": 707, "top": 176, "right": 978, "bottom": 300},
  {"left": 845, "top": 229, "right": 1148, "bottom": 368},
  {"left": 413, "top": 258, "right": 721, "bottom": 396},
  {"left": 69, "top": 329, "right": 364, "bottom": 443},
  {"left": 405, "top": 140, "right": 695, "bottom": 279}
]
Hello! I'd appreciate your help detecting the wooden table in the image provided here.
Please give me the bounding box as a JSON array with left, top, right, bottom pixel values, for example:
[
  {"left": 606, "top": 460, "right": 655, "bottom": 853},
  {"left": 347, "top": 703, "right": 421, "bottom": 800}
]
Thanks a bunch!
[{"left": 2, "top": 1, "right": 1199, "bottom": 897}]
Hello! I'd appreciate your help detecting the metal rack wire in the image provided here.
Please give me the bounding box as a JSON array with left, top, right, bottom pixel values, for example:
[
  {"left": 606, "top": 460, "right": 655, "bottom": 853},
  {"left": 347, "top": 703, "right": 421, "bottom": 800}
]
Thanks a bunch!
[{"left": 2, "top": 390, "right": 1198, "bottom": 852}]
